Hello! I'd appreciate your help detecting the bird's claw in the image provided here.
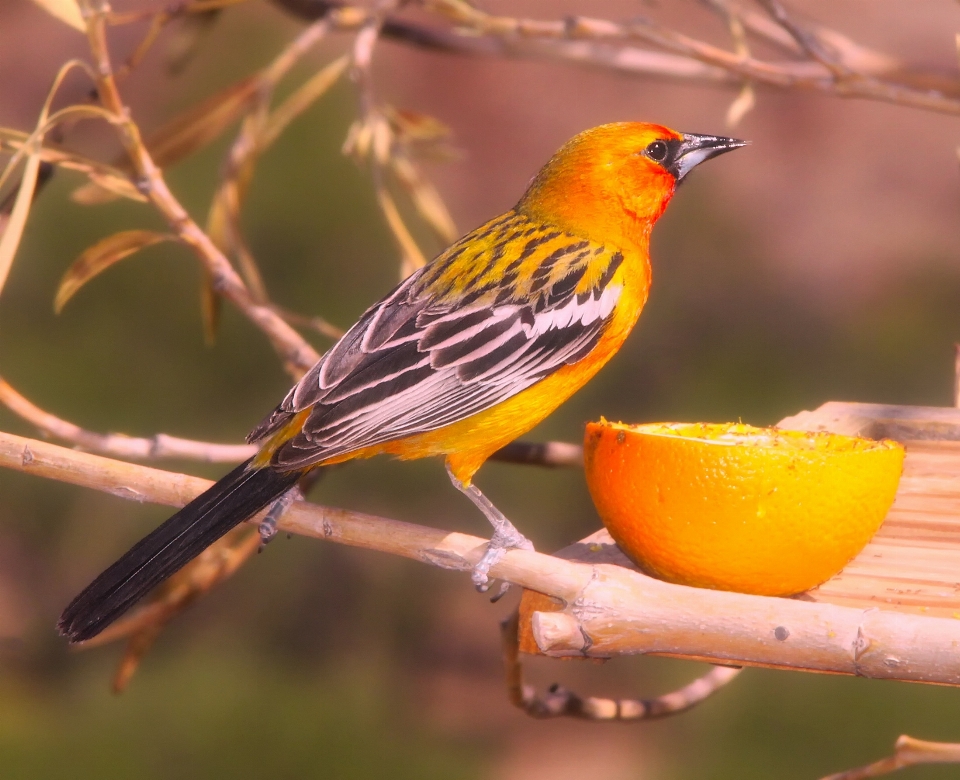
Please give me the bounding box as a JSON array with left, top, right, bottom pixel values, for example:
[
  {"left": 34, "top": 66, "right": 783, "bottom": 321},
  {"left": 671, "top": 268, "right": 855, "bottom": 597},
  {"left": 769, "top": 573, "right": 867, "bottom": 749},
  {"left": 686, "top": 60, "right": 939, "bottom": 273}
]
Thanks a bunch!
[
  {"left": 471, "top": 528, "right": 534, "bottom": 592},
  {"left": 258, "top": 487, "right": 302, "bottom": 552},
  {"left": 257, "top": 516, "right": 278, "bottom": 552}
]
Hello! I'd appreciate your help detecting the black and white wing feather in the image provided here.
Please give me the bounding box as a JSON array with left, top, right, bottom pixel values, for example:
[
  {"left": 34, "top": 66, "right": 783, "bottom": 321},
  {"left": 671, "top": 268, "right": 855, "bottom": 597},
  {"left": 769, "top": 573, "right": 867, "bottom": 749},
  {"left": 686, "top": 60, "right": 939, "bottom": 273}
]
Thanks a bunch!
[{"left": 248, "top": 216, "right": 625, "bottom": 470}]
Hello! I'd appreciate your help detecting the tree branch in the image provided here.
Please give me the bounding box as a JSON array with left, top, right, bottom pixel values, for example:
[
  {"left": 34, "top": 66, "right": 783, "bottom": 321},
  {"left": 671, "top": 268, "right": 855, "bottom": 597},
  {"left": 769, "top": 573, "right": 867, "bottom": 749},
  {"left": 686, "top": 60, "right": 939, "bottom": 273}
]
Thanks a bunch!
[
  {"left": 501, "top": 609, "right": 742, "bottom": 720},
  {"left": 414, "top": 1, "right": 960, "bottom": 116},
  {"left": 79, "top": 0, "right": 320, "bottom": 378},
  {"left": 0, "top": 375, "right": 256, "bottom": 462},
  {"left": 820, "top": 735, "right": 960, "bottom": 780},
  {"left": 0, "top": 370, "right": 577, "bottom": 467},
  {"left": 5, "top": 429, "right": 960, "bottom": 685}
]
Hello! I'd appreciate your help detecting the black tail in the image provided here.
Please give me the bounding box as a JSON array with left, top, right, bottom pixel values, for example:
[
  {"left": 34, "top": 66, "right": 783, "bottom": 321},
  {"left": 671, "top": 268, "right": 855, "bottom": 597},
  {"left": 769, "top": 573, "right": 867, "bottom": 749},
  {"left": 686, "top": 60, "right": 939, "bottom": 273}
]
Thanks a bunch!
[{"left": 58, "top": 458, "right": 302, "bottom": 643}]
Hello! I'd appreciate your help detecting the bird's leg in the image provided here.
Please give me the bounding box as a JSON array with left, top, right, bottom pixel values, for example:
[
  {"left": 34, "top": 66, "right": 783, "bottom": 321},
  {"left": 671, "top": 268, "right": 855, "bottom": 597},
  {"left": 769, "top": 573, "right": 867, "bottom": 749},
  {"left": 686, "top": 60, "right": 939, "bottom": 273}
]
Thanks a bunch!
[
  {"left": 445, "top": 464, "right": 534, "bottom": 590},
  {"left": 258, "top": 485, "right": 303, "bottom": 551}
]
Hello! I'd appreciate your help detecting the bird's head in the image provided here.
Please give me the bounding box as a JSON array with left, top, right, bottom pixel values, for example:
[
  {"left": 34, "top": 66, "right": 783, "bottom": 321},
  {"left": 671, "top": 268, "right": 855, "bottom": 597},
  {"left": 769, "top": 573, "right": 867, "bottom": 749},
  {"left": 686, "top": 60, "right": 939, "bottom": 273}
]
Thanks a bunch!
[{"left": 517, "top": 122, "right": 746, "bottom": 250}]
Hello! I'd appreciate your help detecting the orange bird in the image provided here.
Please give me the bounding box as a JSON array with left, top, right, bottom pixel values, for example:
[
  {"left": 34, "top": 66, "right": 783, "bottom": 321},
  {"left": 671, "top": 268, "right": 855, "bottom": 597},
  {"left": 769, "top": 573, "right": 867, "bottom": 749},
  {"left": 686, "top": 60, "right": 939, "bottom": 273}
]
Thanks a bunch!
[{"left": 59, "top": 122, "right": 745, "bottom": 642}]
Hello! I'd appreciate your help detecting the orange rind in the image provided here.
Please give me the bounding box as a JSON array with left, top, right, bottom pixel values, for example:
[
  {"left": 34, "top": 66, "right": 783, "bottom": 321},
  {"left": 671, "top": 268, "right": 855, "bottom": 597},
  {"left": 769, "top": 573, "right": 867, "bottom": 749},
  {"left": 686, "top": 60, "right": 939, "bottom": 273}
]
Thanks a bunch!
[{"left": 583, "top": 421, "right": 905, "bottom": 596}]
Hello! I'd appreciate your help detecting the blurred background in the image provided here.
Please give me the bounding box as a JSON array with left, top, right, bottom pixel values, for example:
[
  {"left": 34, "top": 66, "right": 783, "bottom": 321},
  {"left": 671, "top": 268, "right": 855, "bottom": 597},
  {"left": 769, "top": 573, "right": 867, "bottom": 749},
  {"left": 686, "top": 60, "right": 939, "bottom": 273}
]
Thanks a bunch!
[{"left": 2, "top": 1, "right": 960, "bottom": 777}]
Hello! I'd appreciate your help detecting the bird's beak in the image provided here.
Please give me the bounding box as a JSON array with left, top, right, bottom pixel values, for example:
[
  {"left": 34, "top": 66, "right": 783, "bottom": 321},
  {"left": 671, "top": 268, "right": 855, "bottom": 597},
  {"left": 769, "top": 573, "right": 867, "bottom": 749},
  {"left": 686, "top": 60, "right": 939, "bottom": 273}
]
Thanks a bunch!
[{"left": 674, "top": 133, "right": 748, "bottom": 181}]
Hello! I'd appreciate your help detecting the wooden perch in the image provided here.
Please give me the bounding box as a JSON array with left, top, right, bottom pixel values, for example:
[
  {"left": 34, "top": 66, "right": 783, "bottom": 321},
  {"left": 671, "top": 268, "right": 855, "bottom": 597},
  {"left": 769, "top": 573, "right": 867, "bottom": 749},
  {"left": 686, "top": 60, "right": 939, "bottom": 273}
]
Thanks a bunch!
[
  {"left": 516, "top": 402, "right": 960, "bottom": 684},
  {"left": 3, "top": 402, "right": 960, "bottom": 686}
]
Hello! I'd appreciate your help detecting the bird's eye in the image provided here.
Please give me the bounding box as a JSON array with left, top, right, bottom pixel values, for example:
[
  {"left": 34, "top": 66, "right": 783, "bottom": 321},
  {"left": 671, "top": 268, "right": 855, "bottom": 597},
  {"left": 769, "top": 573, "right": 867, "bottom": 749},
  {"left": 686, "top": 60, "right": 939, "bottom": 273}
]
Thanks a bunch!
[{"left": 645, "top": 140, "right": 669, "bottom": 162}]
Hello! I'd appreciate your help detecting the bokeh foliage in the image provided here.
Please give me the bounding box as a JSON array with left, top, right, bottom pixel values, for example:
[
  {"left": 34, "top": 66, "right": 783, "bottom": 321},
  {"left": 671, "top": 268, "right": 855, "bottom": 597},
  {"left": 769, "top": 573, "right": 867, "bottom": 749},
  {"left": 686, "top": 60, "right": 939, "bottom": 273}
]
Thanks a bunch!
[{"left": 2, "top": 1, "right": 960, "bottom": 778}]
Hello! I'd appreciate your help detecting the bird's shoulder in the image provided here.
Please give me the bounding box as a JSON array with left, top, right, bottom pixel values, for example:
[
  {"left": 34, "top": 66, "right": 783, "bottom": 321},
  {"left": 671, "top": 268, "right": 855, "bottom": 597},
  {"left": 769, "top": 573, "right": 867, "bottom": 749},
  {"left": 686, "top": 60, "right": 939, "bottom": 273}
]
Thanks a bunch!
[
  {"left": 246, "top": 210, "right": 626, "bottom": 447},
  {"left": 410, "top": 209, "right": 624, "bottom": 310}
]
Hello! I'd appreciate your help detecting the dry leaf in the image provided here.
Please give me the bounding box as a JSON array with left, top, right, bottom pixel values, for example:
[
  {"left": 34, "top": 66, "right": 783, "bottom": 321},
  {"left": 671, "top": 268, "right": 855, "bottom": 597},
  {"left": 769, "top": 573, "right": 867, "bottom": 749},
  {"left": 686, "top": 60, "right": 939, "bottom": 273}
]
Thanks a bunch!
[
  {"left": 148, "top": 76, "right": 259, "bottom": 168},
  {"left": 0, "top": 127, "right": 146, "bottom": 201},
  {"left": 372, "top": 115, "right": 393, "bottom": 166},
  {"left": 199, "top": 269, "right": 222, "bottom": 345},
  {"left": 0, "top": 129, "right": 145, "bottom": 203},
  {"left": 72, "top": 75, "right": 260, "bottom": 204},
  {"left": 0, "top": 60, "right": 95, "bottom": 297},
  {"left": 29, "top": 0, "right": 84, "bottom": 32},
  {"left": 258, "top": 55, "right": 349, "bottom": 151},
  {"left": 74, "top": 169, "right": 146, "bottom": 203},
  {"left": 726, "top": 81, "right": 756, "bottom": 128},
  {"left": 55, "top": 230, "right": 174, "bottom": 312},
  {"left": 0, "top": 154, "right": 42, "bottom": 298},
  {"left": 385, "top": 107, "right": 452, "bottom": 144},
  {"left": 390, "top": 154, "right": 457, "bottom": 244}
]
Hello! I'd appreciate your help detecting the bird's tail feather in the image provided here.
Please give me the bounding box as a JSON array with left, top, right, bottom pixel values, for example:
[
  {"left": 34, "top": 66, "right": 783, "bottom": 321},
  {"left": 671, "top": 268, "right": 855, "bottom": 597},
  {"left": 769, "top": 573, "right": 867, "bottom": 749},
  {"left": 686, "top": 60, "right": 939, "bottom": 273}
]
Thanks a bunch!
[{"left": 58, "top": 459, "right": 302, "bottom": 643}]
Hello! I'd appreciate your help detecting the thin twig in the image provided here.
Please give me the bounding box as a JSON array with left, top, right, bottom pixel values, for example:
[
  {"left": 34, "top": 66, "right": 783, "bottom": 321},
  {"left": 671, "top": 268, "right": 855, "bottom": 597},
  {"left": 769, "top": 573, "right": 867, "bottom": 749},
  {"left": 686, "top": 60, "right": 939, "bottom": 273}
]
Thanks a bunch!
[
  {"left": 206, "top": 19, "right": 334, "bottom": 309},
  {"left": 346, "top": 1, "right": 431, "bottom": 278},
  {"left": 0, "top": 360, "right": 577, "bottom": 466},
  {"left": 717, "top": 1, "right": 755, "bottom": 128},
  {"left": 267, "top": 0, "right": 960, "bottom": 115},
  {"left": 0, "top": 375, "right": 256, "bottom": 462},
  {"left": 270, "top": 303, "right": 345, "bottom": 341},
  {"left": 757, "top": 0, "right": 849, "bottom": 78},
  {"left": 79, "top": 0, "right": 320, "bottom": 379},
  {"left": 820, "top": 735, "right": 960, "bottom": 780},
  {"left": 501, "top": 610, "right": 742, "bottom": 720},
  {"left": 105, "top": 0, "right": 248, "bottom": 26},
  {"left": 415, "top": 1, "right": 960, "bottom": 116},
  {"left": 86, "top": 527, "right": 262, "bottom": 692}
]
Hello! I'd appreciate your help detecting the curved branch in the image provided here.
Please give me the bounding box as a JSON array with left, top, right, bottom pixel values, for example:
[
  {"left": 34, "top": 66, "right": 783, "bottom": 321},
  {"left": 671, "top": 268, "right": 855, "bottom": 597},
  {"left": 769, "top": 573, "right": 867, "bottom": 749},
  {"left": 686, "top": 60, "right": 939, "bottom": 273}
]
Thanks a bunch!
[
  {"left": 501, "top": 609, "right": 742, "bottom": 720},
  {"left": 820, "top": 735, "right": 960, "bottom": 780},
  {"left": 0, "top": 372, "right": 577, "bottom": 466},
  {"left": 0, "top": 375, "right": 256, "bottom": 462}
]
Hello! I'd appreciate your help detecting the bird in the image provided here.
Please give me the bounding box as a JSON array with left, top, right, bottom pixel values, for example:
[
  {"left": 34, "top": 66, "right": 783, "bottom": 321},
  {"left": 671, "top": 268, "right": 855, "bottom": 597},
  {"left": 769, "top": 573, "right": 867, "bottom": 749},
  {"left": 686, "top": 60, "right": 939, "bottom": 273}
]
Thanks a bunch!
[{"left": 58, "top": 122, "right": 746, "bottom": 643}]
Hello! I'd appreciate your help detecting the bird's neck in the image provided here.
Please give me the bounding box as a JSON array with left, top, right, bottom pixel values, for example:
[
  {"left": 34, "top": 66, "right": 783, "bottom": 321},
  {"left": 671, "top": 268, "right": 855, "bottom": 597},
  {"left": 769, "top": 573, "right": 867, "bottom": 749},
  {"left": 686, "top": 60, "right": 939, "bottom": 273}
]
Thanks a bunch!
[{"left": 517, "top": 198, "right": 655, "bottom": 258}]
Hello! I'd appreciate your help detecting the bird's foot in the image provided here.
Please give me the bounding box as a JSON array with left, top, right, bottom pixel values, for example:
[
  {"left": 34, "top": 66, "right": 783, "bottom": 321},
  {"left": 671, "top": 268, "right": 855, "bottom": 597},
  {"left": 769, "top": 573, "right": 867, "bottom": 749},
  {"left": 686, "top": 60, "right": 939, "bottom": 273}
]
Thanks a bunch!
[
  {"left": 472, "top": 525, "right": 534, "bottom": 592},
  {"left": 258, "top": 487, "right": 302, "bottom": 552},
  {"left": 444, "top": 462, "right": 534, "bottom": 592}
]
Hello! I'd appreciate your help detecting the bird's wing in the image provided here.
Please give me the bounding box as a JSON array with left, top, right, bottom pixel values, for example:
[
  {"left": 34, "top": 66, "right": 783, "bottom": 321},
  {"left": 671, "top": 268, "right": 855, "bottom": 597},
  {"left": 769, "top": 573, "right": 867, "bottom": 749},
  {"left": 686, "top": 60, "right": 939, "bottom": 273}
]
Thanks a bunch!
[{"left": 247, "top": 211, "right": 625, "bottom": 470}]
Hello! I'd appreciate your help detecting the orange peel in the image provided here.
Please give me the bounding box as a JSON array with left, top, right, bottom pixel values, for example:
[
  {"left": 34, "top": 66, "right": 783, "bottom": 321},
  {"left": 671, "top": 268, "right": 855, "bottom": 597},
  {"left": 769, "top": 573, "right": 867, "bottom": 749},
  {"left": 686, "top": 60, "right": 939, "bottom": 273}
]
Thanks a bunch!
[{"left": 583, "top": 421, "right": 905, "bottom": 596}]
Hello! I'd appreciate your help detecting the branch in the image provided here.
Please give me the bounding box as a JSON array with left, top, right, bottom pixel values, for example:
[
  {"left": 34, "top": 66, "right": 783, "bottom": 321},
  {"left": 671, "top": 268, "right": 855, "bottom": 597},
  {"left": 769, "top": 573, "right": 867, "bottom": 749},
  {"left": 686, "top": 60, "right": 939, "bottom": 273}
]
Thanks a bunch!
[
  {"left": 344, "top": 1, "right": 436, "bottom": 279},
  {"left": 86, "top": 526, "right": 262, "bottom": 693},
  {"left": 79, "top": 1, "right": 320, "bottom": 378},
  {"left": 501, "top": 609, "right": 742, "bottom": 720},
  {"left": 0, "top": 375, "right": 256, "bottom": 462},
  {"left": 0, "top": 361, "right": 575, "bottom": 467},
  {"left": 276, "top": 0, "right": 960, "bottom": 117},
  {"left": 820, "top": 735, "right": 960, "bottom": 780},
  {"left": 6, "top": 429, "right": 960, "bottom": 685}
]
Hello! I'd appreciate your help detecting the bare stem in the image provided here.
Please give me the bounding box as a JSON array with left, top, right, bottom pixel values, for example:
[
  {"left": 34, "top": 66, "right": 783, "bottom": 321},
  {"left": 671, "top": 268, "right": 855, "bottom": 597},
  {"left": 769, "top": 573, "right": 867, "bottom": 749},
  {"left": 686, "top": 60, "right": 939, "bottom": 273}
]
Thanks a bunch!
[
  {"left": 80, "top": 1, "right": 319, "bottom": 378},
  {"left": 0, "top": 375, "right": 255, "bottom": 462},
  {"left": 501, "top": 610, "right": 742, "bottom": 720},
  {"left": 820, "top": 735, "right": 960, "bottom": 780}
]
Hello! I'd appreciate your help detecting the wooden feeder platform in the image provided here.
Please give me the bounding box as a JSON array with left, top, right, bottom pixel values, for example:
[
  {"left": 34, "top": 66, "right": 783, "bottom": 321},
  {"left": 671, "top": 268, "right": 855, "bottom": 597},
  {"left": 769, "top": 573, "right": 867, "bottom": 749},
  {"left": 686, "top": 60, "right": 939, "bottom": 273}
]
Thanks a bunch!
[{"left": 517, "top": 402, "right": 960, "bottom": 682}]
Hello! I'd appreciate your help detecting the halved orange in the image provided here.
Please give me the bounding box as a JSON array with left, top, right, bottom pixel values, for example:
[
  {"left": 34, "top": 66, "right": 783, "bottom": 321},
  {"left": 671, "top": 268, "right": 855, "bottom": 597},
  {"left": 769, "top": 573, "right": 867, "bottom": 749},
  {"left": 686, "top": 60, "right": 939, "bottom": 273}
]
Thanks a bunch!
[{"left": 583, "top": 421, "right": 905, "bottom": 596}]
